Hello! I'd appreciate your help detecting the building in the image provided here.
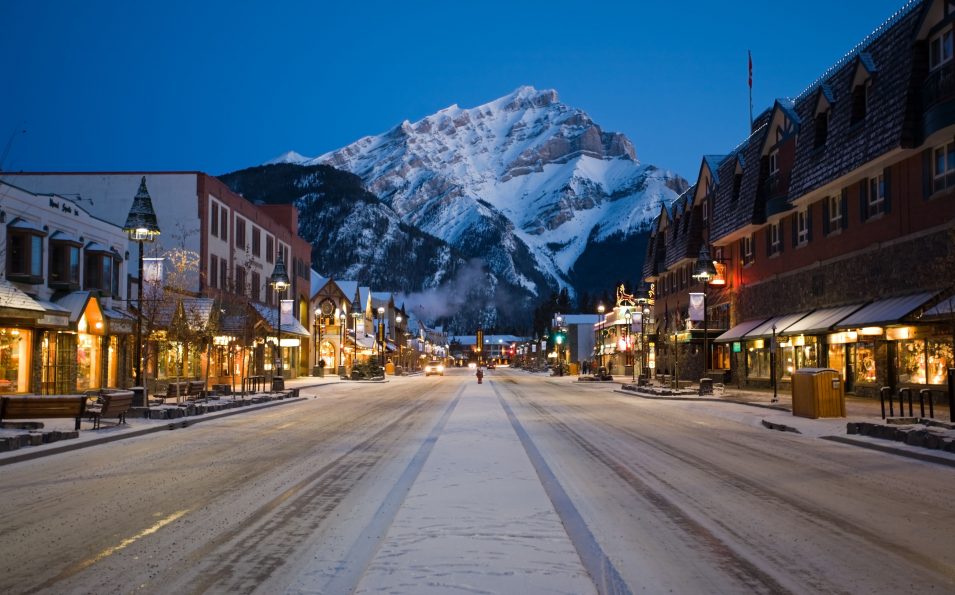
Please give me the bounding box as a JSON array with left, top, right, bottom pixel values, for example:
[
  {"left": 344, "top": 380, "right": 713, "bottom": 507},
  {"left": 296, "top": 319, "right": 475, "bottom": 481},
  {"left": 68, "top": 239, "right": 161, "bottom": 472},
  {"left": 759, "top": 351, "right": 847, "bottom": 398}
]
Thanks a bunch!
[
  {"left": 0, "top": 180, "right": 132, "bottom": 394},
  {"left": 642, "top": 0, "right": 955, "bottom": 397},
  {"left": 3, "top": 172, "right": 313, "bottom": 388}
]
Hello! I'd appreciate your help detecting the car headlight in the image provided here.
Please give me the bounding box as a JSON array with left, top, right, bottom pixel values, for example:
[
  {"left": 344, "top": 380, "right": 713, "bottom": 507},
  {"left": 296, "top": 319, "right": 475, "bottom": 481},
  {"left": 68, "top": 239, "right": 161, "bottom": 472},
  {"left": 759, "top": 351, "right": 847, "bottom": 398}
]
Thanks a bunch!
[{"left": 437, "top": 365, "right": 444, "bottom": 372}]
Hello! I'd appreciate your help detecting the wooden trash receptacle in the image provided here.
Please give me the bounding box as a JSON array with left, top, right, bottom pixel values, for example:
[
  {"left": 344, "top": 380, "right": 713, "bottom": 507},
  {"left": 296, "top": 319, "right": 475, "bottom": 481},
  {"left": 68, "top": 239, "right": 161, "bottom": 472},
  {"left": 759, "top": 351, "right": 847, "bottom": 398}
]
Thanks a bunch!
[{"left": 792, "top": 368, "right": 846, "bottom": 419}]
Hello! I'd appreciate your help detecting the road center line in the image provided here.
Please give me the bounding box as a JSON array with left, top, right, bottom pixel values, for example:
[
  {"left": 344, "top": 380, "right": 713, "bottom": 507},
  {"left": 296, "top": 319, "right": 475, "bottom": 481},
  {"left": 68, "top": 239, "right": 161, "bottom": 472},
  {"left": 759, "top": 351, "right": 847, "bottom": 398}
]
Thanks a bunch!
[{"left": 492, "top": 382, "right": 633, "bottom": 595}]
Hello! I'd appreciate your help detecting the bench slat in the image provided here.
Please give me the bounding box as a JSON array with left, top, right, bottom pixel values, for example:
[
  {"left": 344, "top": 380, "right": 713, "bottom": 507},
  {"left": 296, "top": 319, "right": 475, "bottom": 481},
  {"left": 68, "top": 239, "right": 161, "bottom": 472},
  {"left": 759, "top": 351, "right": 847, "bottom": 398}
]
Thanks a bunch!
[{"left": 1, "top": 396, "right": 87, "bottom": 431}]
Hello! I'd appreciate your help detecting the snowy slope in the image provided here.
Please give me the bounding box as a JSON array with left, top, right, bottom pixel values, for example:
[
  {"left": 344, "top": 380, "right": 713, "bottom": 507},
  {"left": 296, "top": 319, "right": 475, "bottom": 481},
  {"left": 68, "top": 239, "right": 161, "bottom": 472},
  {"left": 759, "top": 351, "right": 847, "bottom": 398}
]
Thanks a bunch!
[{"left": 267, "top": 86, "right": 686, "bottom": 299}]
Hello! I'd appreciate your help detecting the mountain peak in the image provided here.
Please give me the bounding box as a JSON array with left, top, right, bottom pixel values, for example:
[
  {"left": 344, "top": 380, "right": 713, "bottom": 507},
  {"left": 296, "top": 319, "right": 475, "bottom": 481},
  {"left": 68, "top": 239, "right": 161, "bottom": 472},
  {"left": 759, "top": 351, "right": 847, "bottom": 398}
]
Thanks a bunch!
[{"left": 264, "top": 150, "right": 311, "bottom": 165}]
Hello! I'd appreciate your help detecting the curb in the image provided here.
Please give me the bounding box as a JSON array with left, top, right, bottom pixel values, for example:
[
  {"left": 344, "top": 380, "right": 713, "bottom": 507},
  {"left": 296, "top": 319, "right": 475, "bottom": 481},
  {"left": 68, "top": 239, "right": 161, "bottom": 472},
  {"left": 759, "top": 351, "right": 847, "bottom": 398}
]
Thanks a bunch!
[
  {"left": 821, "top": 435, "right": 955, "bottom": 468},
  {"left": 614, "top": 389, "right": 790, "bottom": 411},
  {"left": 0, "top": 397, "right": 307, "bottom": 467}
]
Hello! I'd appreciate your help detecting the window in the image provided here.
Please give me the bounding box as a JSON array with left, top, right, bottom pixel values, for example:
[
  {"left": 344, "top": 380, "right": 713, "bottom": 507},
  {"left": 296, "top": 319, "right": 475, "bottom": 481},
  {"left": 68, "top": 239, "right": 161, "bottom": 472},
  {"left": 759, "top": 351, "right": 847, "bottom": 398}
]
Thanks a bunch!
[
  {"left": 933, "top": 141, "right": 955, "bottom": 193},
  {"left": 828, "top": 195, "right": 842, "bottom": 230},
  {"left": 251, "top": 271, "right": 260, "bottom": 302},
  {"left": 84, "top": 245, "right": 114, "bottom": 294},
  {"left": 741, "top": 235, "right": 754, "bottom": 265},
  {"left": 702, "top": 198, "right": 708, "bottom": 222},
  {"left": 252, "top": 227, "right": 261, "bottom": 257},
  {"left": 235, "top": 217, "right": 246, "bottom": 250},
  {"left": 769, "top": 149, "right": 779, "bottom": 175},
  {"left": 49, "top": 236, "right": 81, "bottom": 289},
  {"left": 867, "top": 174, "right": 885, "bottom": 217},
  {"left": 796, "top": 209, "right": 810, "bottom": 245},
  {"left": 210, "top": 202, "right": 219, "bottom": 238},
  {"left": 220, "top": 207, "right": 228, "bottom": 243},
  {"left": 266, "top": 236, "right": 274, "bottom": 264},
  {"left": 7, "top": 222, "right": 45, "bottom": 283},
  {"left": 220, "top": 259, "right": 228, "bottom": 292},
  {"left": 769, "top": 222, "right": 782, "bottom": 255},
  {"left": 851, "top": 81, "right": 870, "bottom": 125},
  {"left": 235, "top": 265, "right": 246, "bottom": 296},
  {"left": 814, "top": 111, "right": 829, "bottom": 149},
  {"left": 732, "top": 173, "right": 742, "bottom": 201},
  {"left": 930, "top": 28, "right": 954, "bottom": 70},
  {"left": 209, "top": 254, "right": 219, "bottom": 288},
  {"left": 111, "top": 252, "right": 121, "bottom": 297}
]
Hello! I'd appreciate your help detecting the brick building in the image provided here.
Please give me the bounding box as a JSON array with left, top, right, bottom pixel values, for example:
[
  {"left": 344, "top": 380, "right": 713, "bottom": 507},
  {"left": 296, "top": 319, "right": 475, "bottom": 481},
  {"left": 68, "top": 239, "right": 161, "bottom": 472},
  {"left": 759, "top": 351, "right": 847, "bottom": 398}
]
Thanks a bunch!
[
  {"left": 2, "top": 172, "right": 312, "bottom": 386},
  {"left": 643, "top": 0, "right": 955, "bottom": 397}
]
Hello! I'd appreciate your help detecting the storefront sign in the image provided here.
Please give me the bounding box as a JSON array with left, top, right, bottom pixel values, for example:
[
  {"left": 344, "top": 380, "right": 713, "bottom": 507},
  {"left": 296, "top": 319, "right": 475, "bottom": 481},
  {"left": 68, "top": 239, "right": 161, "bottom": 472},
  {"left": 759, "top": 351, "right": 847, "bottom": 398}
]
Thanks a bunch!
[
  {"left": 37, "top": 313, "right": 70, "bottom": 328},
  {"left": 108, "top": 318, "right": 134, "bottom": 334}
]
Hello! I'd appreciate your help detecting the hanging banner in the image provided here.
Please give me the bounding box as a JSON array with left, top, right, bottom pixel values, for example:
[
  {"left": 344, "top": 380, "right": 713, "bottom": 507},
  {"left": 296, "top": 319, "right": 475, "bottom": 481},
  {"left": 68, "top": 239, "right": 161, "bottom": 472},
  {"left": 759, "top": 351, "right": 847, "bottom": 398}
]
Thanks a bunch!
[{"left": 688, "top": 292, "right": 705, "bottom": 322}]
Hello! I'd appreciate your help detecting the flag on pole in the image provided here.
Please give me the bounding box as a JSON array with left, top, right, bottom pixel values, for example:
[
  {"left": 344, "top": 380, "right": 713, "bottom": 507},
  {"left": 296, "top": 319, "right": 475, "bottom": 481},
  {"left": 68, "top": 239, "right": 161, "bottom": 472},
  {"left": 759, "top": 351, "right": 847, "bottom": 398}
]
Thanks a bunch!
[{"left": 748, "top": 50, "right": 753, "bottom": 89}]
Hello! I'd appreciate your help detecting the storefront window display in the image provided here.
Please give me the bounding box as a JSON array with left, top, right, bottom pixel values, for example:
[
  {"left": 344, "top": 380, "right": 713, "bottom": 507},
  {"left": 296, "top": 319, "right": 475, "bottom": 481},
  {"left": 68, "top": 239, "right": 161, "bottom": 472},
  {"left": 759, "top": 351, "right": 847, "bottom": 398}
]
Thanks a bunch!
[
  {"left": 0, "top": 328, "right": 31, "bottom": 394},
  {"left": 828, "top": 345, "right": 847, "bottom": 382},
  {"left": 853, "top": 341, "right": 878, "bottom": 384},
  {"left": 157, "top": 341, "right": 201, "bottom": 379},
  {"left": 781, "top": 338, "right": 819, "bottom": 378},
  {"left": 746, "top": 342, "right": 772, "bottom": 378},
  {"left": 898, "top": 338, "right": 953, "bottom": 385}
]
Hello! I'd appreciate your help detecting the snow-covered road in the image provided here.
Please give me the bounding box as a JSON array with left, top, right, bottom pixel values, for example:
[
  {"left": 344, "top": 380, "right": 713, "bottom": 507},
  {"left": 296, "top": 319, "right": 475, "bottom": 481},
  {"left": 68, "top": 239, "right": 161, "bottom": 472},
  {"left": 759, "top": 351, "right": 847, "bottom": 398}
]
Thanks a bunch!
[{"left": 0, "top": 369, "right": 952, "bottom": 594}]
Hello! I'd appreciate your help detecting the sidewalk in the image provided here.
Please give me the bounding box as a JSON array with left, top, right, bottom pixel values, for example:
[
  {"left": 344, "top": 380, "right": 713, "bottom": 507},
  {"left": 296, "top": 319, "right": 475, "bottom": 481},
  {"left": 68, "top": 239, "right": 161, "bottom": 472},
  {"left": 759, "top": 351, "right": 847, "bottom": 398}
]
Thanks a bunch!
[
  {"left": 0, "top": 375, "right": 344, "bottom": 464},
  {"left": 566, "top": 372, "right": 955, "bottom": 464}
]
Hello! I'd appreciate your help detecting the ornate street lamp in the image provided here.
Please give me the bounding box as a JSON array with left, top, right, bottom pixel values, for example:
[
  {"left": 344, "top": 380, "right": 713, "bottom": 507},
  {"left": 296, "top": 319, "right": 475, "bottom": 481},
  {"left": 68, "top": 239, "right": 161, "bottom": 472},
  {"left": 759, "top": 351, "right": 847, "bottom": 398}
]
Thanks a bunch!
[
  {"left": 123, "top": 177, "right": 161, "bottom": 404},
  {"left": 597, "top": 304, "right": 606, "bottom": 371},
  {"left": 377, "top": 306, "right": 385, "bottom": 367},
  {"left": 693, "top": 245, "right": 718, "bottom": 381},
  {"left": 351, "top": 296, "right": 362, "bottom": 370},
  {"left": 625, "top": 310, "right": 633, "bottom": 381},
  {"left": 339, "top": 308, "right": 346, "bottom": 376},
  {"left": 269, "top": 254, "right": 290, "bottom": 384},
  {"left": 396, "top": 314, "right": 403, "bottom": 372}
]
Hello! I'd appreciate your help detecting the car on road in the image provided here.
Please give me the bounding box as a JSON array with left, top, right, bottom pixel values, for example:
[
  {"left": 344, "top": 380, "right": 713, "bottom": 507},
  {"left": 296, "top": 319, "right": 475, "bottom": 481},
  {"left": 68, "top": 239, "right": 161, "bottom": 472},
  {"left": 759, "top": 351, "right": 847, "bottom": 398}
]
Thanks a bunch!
[
  {"left": 486, "top": 363, "right": 496, "bottom": 370},
  {"left": 425, "top": 361, "right": 445, "bottom": 376}
]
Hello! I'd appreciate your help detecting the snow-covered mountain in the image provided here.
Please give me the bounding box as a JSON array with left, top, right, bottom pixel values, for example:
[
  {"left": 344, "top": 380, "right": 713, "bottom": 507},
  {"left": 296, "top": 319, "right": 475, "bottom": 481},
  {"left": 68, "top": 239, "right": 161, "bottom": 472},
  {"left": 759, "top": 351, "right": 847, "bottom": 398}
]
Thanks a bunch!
[{"left": 275, "top": 86, "right": 686, "bottom": 299}]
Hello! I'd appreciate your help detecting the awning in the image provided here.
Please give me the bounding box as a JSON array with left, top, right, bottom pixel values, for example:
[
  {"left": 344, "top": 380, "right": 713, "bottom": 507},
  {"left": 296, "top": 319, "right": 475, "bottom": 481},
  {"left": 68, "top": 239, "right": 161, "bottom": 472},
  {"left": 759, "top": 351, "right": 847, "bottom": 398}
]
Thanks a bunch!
[
  {"left": 780, "top": 303, "right": 866, "bottom": 335},
  {"left": 835, "top": 292, "right": 938, "bottom": 329},
  {"left": 714, "top": 318, "right": 768, "bottom": 342},
  {"left": 745, "top": 311, "right": 813, "bottom": 339},
  {"left": 921, "top": 294, "right": 955, "bottom": 319},
  {"left": 252, "top": 302, "right": 311, "bottom": 337},
  {"left": 0, "top": 278, "right": 46, "bottom": 319},
  {"left": 103, "top": 307, "right": 135, "bottom": 334}
]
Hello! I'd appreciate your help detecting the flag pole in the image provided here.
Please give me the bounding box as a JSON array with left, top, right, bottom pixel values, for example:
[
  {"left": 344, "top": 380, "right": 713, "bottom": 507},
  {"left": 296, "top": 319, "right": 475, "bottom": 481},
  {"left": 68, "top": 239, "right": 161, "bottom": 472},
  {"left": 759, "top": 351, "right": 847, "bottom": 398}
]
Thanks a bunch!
[{"left": 748, "top": 50, "right": 754, "bottom": 131}]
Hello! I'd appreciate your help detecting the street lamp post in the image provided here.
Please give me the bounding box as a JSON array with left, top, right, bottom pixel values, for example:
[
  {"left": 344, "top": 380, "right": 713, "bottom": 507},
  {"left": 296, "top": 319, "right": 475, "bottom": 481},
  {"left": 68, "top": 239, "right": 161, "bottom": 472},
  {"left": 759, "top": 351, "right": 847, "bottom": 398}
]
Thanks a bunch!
[
  {"left": 377, "top": 306, "right": 385, "bottom": 367},
  {"left": 596, "top": 304, "right": 605, "bottom": 371},
  {"left": 771, "top": 323, "right": 779, "bottom": 403},
  {"left": 351, "top": 297, "right": 362, "bottom": 372},
  {"left": 123, "top": 177, "right": 161, "bottom": 406},
  {"left": 269, "top": 254, "right": 290, "bottom": 389},
  {"left": 693, "top": 245, "right": 718, "bottom": 382},
  {"left": 625, "top": 310, "right": 634, "bottom": 381},
  {"left": 396, "top": 314, "right": 403, "bottom": 372},
  {"left": 642, "top": 304, "right": 651, "bottom": 379},
  {"left": 339, "top": 310, "right": 346, "bottom": 376}
]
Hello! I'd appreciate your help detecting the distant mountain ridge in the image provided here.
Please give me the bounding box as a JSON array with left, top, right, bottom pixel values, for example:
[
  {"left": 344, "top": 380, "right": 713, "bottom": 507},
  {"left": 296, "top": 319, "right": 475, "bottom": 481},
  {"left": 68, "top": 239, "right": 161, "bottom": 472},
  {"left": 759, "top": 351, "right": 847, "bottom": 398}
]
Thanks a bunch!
[{"left": 226, "top": 86, "right": 687, "bottom": 330}]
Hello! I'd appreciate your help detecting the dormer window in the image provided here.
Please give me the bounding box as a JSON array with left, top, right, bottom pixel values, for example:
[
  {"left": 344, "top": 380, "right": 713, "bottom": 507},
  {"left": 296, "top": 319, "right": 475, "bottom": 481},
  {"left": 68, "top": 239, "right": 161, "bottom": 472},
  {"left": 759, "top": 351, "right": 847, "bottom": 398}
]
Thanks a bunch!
[
  {"left": 702, "top": 198, "right": 708, "bottom": 222},
  {"left": 732, "top": 172, "right": 742, "bottom": 201},
  {"left": 769, "top": 149, "right": 779, "bottom": 175},
  {"left": 930, "top": 28, "right": 954, "bottom": 70},
  {"left": 814, "top": 111, "right": 829, "bottom": 149},
  {"left": 851, "top": 82, "right": 870, "bottom": 124}
]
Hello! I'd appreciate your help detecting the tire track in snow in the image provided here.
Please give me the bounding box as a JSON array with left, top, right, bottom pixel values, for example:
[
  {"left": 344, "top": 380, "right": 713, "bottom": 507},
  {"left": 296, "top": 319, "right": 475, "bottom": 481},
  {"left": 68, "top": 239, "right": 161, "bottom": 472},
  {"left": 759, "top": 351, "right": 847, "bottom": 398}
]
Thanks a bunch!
[{"left": 491, "top": 381, "right": 632, "bottom": 595}]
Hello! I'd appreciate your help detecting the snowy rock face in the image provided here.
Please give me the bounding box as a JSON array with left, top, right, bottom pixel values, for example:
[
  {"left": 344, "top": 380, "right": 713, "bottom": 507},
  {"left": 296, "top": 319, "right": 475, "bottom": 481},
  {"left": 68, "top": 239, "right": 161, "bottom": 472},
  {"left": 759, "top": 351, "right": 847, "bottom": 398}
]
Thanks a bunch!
[{"left": 275, "top": 86, "right": 687, "bottom": 299}]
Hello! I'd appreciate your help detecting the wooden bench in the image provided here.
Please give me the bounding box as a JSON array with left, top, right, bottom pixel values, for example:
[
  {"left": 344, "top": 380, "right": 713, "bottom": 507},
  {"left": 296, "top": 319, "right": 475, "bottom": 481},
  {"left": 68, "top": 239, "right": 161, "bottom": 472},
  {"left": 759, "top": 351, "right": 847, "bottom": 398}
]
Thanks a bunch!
[
  {"left": 186, "top": 380, "right": 206, "bottom": 399},
  {"left": 0, "top": 396, "right": 88, "bottom": 431},
  {"left": 86, "top": 390, "right": 134, "bottom": 429}
]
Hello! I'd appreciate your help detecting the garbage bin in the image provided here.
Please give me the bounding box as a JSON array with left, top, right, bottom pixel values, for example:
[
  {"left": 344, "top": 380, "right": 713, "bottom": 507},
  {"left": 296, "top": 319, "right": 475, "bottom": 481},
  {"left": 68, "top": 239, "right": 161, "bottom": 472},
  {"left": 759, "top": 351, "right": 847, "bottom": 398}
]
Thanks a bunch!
[
  {"left": 130, "top": 386, "right": 146, "bottom": 407},
  {"left": 791, "top": 368, "right": 845, "bottom": 418},
  {"left": 699, "top": 377, "right": 713, "bottom": 396},
  {"left": 271, "top": 376, "right": 285, "bottom": 392}
]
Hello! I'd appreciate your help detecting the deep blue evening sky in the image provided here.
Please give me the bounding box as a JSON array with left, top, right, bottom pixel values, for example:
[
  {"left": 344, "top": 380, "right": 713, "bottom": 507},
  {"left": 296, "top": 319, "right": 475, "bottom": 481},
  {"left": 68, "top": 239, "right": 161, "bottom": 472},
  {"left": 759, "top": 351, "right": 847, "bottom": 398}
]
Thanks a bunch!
[{"left": 1, "top": 0, "right": 909, "bottom": 181}]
